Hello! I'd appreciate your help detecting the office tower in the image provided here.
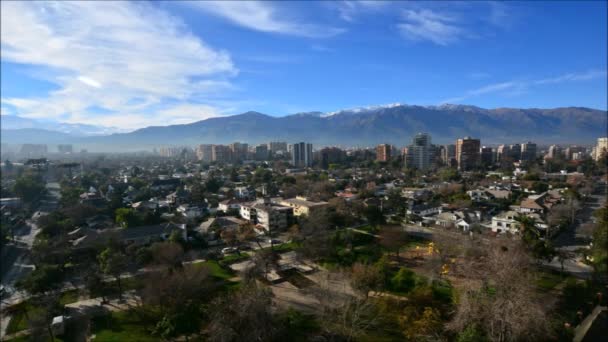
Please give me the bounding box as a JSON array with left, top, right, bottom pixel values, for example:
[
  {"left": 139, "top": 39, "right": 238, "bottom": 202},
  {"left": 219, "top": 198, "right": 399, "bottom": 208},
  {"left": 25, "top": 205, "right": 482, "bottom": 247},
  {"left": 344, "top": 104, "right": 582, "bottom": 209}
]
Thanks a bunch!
[
  {"left": 594, "top": 137, "right": 608, "bottom": 161},
  {"left": 565, "top": 146, "right": 585, "bottom": 160},
  {"left": 546, "top": 145, "right": 562, "bottom": 159},
  {"left": 20, "top": 144, "right": 47, "bottom": 157},
  {"left": 255, "top": 144, "right": 269, "bottom": 160},
  {"left": 441, "top": 144, "right": 456, "bottom": 165},
  {"left": 376, "top": 144, "right": 391, "bottom": 162},
  {"left": 212, "top": 145, "right": 231, "bottom": 162},
  {"left": 57, "top": 144, "right": 73, "bottom": 154},
  {"left": 230, "top": 142, "right": 248, "bottom": 161},
  {"left": 406, "top": 133, "right": 433, "bottom": 170},
  {"left": 509, "top": 143, "right": 521, "bottom": 160},
  {"left": 291, "top": 142, "right": 313, "bottom": 167},
  {"left": 320, "top": 147, "right": 346, "bottom": 169},
  {"left": 520, "top": 142, "right": 537, "bottom": 162},
  {"left": 196, "top": 144, "right": 213, "bottom": 162},
  {"left": 496, "top": 144, "right": 510, "bottom": 161},
  {"left": 480, "top": 146, "right": 495, "bottom": 166},
  {"left": 267, "top": 141, "right": 288, "bottom": 155},
  {"left": 456, "top": 137, "right": 480, "bottom": 171}
]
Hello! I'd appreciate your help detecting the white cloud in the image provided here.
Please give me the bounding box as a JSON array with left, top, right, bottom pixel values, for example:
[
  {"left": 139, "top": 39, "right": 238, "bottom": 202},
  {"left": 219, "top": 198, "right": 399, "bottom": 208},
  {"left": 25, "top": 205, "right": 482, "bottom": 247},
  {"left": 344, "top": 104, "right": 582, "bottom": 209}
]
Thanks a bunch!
[
  {"left": 0, "top": 1, "right": 237, "bottom": 128},
  {"left": 77, "top": 76, "right": 102, "bottom": 88},
  {"left": 440, "top": 69, "right": 607, "bottom": 104},
  {"left": 534, "top": 70, "right": 607, "bottom": 85},
  {"left": 398, "top": 9, "right": 465, "bottom": 46},
  {"left": 189, "top": 1, "right": 344, "bottom": 38}
]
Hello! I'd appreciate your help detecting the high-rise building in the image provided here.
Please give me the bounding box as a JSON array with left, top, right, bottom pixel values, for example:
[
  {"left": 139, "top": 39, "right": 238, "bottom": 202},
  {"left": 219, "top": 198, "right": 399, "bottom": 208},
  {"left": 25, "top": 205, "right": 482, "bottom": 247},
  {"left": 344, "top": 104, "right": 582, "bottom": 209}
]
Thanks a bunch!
[
  {"left": 546, "top": 145, "right": 562, "bottom": 159},
  {"left": 196, "top": 144, "right": 213, "bottom": 162},
  {"left": 509, "top": 144, "right": 521, "bottom": 160},
  {"left": 456, "top": 137, "right": 480, "bottom": 171},
  {"left": 480, "top": 146, "right": 495, "bottom": 166},
  {"left": 376, "top": 144, "right": 391, "bottom": 162},
  {"left": 230, "top": 142, "right": 248, "bottom": 161},
  {"left": 20, "top": 144, "right": 47, "bottom": 157},
  {"left": 496, "top": 144, "right": 509, "bottom": 162},
  {"left": 319, "top": 147, "right": 346, "bottom": 169},
  {"left": 565, "top": 146, "right": 585, "bottom": 160},
  {"left": 441, "top": 144, "right": 456, "bottom": 165},
  {"left": 520, "top": 142, "right": 537, "bottom": 162},
  {"left": 255, "top": 144, "right": 269, "bottom": 160},
  {"left": 406, "top": 133, "right": 433, "bottom": 170},
  {"left": 594, "top": 137, "right": 608, "bottom": 161},
  {"left": 267, "top": 141, "right": 288, "bottom": 155},
  {"left": 291, "top": 142, "right": 313, "bottom": 167},
  {"left": 212, "top": 145, "right": 231, "bottom": 162},
  {"left": 57, "top": 144, "right": 73, "bottom": 154}
]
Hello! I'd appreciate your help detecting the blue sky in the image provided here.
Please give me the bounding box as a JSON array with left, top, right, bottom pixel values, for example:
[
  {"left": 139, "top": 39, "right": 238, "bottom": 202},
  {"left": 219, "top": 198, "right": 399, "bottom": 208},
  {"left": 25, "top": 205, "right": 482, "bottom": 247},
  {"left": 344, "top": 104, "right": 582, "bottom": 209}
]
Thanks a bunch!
[{"left": 1, "top": 1, "right": 606, "bottom": 129}]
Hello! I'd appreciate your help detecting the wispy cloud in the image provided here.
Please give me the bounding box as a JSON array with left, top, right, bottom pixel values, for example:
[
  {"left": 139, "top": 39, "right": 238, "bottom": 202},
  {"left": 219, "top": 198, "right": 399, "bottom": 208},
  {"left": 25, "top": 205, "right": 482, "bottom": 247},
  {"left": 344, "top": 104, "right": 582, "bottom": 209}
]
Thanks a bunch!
[
  {"left": 332, "top": 0, "right": 389, "bottom": 22},
  {"left": 189, "top": 1, "right": 344, "bottom": 38},
  {"left": 534, "top": 70, "right": 608, "bottom": 85},
  {"left": 0, "top": 1, "right": 238, "bottom": 129},
  {"left": 397, "top": 9, "right": 465, "bottom": 46},
  {"left": 440, "top": 69, "right": 607, "bottom": 104}
]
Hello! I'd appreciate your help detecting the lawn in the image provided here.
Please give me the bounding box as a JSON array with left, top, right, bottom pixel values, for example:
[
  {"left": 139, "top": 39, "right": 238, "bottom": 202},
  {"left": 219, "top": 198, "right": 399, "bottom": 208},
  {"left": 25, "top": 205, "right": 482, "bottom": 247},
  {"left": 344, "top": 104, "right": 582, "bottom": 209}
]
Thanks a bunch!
[
  {"left": 90, "top": 310, "right": 157, "bottom": 342},
  {"left": 219, "top": 252, "right": 250, "bottom": 266},
  {"left": 196, "top": 260, "right": 234, "bottom": 280},
  {"left": 6, "top": 289, "right": 80, "bottom": 334},
  {"left": 536, "top": 271, "right": 570, "bottom": 291}
]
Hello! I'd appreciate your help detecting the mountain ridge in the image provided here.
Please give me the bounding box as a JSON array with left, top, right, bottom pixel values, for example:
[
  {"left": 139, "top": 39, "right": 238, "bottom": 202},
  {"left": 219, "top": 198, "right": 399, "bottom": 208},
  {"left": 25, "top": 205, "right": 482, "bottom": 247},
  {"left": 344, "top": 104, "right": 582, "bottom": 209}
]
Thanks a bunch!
[{"left": 1, "top": 104, "right": 606, "bottom": 151}]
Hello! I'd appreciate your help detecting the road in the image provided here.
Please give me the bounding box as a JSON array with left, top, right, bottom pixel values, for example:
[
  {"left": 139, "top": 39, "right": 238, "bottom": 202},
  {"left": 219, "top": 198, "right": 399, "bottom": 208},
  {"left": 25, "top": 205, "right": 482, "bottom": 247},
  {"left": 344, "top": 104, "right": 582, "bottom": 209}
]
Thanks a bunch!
[{"left": 545, "top": 182, "right": 606, "bottom": 279}]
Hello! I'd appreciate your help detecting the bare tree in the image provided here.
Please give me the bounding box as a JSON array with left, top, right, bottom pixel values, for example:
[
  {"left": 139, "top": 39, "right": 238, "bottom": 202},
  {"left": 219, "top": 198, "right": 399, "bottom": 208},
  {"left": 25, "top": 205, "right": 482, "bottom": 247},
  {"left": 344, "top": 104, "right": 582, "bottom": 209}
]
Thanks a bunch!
[
  {"left": 307, "top": 271, "right": 379, "bottom": 341},
  {"left": 378, "top": 226, "right": 408, "bottom": 258},
  {"left": 447, "top": 240, "right": 551, "bottom": 341},
  {"left": 207, "top": 283, "right": 276, "bottom": 342}
]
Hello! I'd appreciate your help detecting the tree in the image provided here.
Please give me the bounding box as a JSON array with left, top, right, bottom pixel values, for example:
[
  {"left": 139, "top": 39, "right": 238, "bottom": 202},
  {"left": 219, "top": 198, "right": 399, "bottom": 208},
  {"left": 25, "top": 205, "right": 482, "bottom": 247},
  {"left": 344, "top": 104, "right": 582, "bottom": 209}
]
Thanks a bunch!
[
  {"left": 85, "top": 267, "right": 108, "bottom": 303},
  {"left": 13, "top": 174, "right": 46, "bottom": 204},
  {"left": 364, "top": 205, "right": 385, "bottom": 226},
  {"left": 350, "top": 262, "right": 383, "bottom": 298},
  {"left": 150, "top": 242, "right": 184, "bottom": 273},
  {"left": 590, "top": 205, "right": 608, "bottom": 276},
  {"left": 378, "top": 226, "right": 408, "bottom": 258},
  {"left": 114, "top": 208, "right": 140, "bottom": 228},
  {"left": 142, "top": 265, "right": 212, "bottom": 340},
  {"left": 390, "top": 267, "right": 417, "bottom": 293},
  {"left": 447, "top": 241, "right": 550, "bottom": 341},
  {"left": 208, "top": 283, "right": 277, "bottom": 342},
  {"left": 17, "top": 264, "right": 63, "bottom": 295},
  {"left": 98, "top": 247, "right": 129, "bottom": 300}
]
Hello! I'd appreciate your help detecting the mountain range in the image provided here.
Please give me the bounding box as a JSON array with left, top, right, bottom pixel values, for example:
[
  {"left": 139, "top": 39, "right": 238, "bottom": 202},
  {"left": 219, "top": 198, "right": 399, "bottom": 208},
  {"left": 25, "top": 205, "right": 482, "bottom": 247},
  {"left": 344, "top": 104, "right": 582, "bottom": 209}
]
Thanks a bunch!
[{"left": 1, "top": 104, "right": 606, "bottom": 151}]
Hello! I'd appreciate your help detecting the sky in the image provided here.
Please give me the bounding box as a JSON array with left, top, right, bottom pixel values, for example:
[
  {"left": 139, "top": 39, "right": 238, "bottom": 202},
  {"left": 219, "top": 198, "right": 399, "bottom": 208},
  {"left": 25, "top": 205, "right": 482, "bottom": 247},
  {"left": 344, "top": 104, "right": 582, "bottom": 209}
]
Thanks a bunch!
[{"left": 1, "top": 1, "right": 607, "bottom": 130}]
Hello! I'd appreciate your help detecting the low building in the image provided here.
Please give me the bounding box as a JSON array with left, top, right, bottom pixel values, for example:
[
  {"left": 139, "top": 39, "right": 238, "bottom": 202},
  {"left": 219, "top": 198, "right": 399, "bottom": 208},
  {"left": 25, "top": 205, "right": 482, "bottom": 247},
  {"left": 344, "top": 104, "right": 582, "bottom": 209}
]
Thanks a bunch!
[
  {"left": 218, "top": 198, "right": 241, "bottom": 213},
  {"left": 491, "top": 211, "right": 547, "bottom": 234},
  {"left": 278, "top": 196, "right": 328, "bottom": 217},
  {"left": 177, "top": 204, "right": 205, "bottom": 220}
]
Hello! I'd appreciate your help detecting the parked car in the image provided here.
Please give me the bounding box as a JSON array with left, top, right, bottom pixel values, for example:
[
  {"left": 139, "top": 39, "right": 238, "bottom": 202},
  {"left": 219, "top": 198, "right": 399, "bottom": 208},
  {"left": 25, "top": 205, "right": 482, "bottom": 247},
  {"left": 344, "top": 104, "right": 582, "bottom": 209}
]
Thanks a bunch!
[{"left": 221, "top": 247, "right": 238, "bottom": 255}]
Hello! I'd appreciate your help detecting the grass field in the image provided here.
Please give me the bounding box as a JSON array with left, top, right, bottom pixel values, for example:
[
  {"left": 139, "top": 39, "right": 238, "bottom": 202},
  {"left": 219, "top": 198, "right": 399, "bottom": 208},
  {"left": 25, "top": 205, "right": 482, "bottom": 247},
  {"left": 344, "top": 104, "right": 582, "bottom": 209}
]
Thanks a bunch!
[{"left": 90, "top": 310, "right": 157, "bottom": 342}]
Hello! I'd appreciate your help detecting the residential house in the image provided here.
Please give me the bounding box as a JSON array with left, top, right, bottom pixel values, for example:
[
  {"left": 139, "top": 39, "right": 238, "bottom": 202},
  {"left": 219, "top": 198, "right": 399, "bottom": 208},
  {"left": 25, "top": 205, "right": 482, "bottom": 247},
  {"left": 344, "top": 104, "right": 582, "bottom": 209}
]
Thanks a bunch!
[
  {"left": 177, "top": 204, "right": 205, "bottom": 220},
  {"left": 278, "top": 196, "right": 328, "bottom": 217},
  {"left": 218, "top": 198, "right": 242, "bottom": 213},
  {"left": 491, "top": 210, "right": 547, "bottom": 234}
]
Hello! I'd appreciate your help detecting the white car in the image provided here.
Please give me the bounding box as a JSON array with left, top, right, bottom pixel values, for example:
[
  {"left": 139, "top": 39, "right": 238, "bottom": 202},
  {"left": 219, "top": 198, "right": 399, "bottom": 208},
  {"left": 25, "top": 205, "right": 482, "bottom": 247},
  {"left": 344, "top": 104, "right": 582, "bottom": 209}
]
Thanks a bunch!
[{"left": 221, "top": 247, "right": 238, "bottom": 255}]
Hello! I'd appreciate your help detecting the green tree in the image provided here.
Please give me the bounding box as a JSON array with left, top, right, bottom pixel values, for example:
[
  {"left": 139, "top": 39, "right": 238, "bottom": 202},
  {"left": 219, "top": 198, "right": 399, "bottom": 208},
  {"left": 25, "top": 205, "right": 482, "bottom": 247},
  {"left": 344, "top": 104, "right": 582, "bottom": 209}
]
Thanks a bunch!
[
  {"left": 13, "top": 174, "right": 46, "bottom": 204},
  {"left": 390, "top": 267, "right": 417, "bottom": 293},
  {"left": 17, "top": 264, "right": 63, "bottom": 295},
  {"left": 115, "top": 208, "right": 140, "bottom": 228},
  {"left": 590, "top": 205, "right": 608, "bottom": 276},
  {"left": 98, "top": 247, "right": 128, "bottom": 300}
]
